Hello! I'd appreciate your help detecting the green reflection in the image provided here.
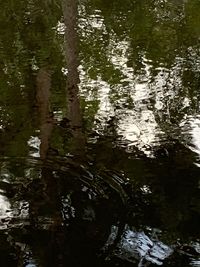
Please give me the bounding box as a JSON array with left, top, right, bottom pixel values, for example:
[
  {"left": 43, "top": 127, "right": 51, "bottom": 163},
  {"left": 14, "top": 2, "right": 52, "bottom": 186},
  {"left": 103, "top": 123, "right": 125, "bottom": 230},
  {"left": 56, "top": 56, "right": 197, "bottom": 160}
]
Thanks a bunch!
[{"left": 0, "top": 0, "right": 199, "bottom": 266}]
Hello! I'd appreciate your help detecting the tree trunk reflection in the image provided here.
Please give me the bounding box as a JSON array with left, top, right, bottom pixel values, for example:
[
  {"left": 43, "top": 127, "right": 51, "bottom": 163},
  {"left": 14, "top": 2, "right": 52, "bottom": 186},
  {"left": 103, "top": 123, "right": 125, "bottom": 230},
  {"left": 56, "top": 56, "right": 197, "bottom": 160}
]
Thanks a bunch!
[
  {"left": 36, "top": 67, "right": 54, "bottom": 160},
  {"left": 62, "top": 0, "right": 85, "bottom": 157},
  {"left": 35, "top": 67, "right": 64, "bottom": 265}
]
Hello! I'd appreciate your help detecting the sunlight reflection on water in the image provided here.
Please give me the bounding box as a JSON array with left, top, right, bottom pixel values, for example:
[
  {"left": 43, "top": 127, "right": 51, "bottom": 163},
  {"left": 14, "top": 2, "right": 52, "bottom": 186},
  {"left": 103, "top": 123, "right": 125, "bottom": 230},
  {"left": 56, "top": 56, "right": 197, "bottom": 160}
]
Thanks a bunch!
[
  {"left": 0, "top": 194, "right": 10, "bottom": 218},
  {"left": 180, "top": 115, "right": 200, "bottom": 166}
]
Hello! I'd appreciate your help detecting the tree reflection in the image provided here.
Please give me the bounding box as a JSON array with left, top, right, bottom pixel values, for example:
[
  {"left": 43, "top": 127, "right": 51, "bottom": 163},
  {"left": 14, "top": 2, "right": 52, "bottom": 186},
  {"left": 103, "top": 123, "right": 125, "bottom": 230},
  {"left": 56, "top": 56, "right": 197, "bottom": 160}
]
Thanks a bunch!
[
  {"left": 62, "top": 0, "right": 85, "bottom": 157},
  {"left": 81, "top": 0, "right": 200, "bottom": 128},
  {"left": 36, "top": 67, "right": 54, "bottom": 159},
  {"left": 0, "top": 0, "right": 199, "bottom": 266}
]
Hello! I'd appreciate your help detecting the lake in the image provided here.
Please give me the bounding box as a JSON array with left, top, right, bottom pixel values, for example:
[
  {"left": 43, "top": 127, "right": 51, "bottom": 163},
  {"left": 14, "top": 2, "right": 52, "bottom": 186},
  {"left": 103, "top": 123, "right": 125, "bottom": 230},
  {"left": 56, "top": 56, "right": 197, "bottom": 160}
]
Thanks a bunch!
[{"left": 0, "top": 0, "right": 199, "bottom": 266}]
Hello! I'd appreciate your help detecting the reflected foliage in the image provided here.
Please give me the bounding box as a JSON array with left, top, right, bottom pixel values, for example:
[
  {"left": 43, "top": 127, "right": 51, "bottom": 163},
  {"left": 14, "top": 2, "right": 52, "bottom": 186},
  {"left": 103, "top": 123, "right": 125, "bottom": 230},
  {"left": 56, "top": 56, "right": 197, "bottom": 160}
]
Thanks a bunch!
[{"left": 0, "top": 0, "right": 200, "bottom": 266}]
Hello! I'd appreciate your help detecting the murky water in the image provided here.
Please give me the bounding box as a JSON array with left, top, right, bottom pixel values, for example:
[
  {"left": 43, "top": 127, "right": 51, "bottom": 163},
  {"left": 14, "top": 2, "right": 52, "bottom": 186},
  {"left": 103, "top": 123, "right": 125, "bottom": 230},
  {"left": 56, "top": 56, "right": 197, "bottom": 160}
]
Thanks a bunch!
[{"left": 0, "top": 0, "right": 200, "bottom": 266}]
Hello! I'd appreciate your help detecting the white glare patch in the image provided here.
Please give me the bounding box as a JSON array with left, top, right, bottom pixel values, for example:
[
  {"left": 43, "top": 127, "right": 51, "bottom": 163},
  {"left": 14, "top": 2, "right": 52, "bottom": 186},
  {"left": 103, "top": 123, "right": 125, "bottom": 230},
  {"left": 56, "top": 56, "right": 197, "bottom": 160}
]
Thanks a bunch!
[
  {"left": 53, "top": 110, "right": 63, "bottom": 122},
  {"left": 134, "top": 83, "right": 150, "bottom": 102},
  {"left": 117, "top": 225, "right": 173, "bottom": 265},
  {"left": 182, "top": 97, "right": 190, "bottom": 108},
  {"left": 140, "top": 185, "right": 152, "bottom": 194},
  {"left": 61, "top": 67, "right": 68, "bottom": 76},
  {"left": 155, "top": 100, "right": 164, "bottom": 110},
  {"left": 89, "top": 13, "right": 104, "bottom": 29},
  {"left": 0, "top": 194, "right": 11, "bottom": 219},
  {"left": 55, "top": 21, "right": 65, "bottom": 35},
  {"left": 79, "top": 8, "right": 105, "bottom": 34},
  {"left": 27, "top": 136, "right": 40, "bottom": 157},
  {"left": 191, "top": 125, "right": 200, "bottom": 155},
  {"left": 190, "top": 260, "right": 200, "bottom": 267},
  {"left": 118, "top": 115, "right": 140, "bottom": 142},
  {"left": 180, "top": 116, "right": 200, "bottom": 164}
]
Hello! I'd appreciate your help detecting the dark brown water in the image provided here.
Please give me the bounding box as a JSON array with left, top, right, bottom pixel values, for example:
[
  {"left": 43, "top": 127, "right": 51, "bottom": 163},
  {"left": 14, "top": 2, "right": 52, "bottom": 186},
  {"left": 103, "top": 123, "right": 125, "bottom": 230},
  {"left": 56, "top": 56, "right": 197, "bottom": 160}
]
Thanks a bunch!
[{"left": 0, "top": 0, "right": 199, "bottom": 266}]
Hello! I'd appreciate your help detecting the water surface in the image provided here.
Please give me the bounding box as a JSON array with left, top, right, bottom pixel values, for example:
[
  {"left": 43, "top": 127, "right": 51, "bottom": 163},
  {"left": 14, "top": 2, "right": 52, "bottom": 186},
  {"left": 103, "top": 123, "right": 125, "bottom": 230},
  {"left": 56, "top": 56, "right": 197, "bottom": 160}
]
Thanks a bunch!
[{"left": 0, "top": 0, "right": 200, "bottom": 266}]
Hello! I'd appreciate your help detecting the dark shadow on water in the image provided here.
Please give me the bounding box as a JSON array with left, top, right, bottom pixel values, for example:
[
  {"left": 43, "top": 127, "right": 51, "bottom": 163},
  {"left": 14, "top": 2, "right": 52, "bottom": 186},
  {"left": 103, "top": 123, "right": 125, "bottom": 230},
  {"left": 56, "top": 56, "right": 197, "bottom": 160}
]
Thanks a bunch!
[{"left": 0, "top": 140, "right": 199, "bottom": 267}]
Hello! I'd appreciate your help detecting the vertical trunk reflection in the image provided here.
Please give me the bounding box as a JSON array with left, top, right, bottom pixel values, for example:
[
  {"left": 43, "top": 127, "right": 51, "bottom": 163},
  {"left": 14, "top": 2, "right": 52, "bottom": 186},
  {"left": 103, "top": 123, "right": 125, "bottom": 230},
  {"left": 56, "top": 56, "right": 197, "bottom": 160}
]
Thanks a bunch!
[
  {"left": 35, "top": 68, "right": 64, "bottom": 265},
  {"left": 36, "top": 67, "right": 54, "bottom": 160},
  {"left": 62, "top": 0, "right": 85, "bottom": 157}
]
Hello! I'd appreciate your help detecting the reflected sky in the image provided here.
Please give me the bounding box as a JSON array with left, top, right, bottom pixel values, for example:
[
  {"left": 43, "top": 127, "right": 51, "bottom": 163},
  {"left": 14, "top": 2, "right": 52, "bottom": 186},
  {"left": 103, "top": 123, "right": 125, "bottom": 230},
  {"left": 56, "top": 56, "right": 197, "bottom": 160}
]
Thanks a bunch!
[
  {"left": 180, "top": 115, "right": 200, "bottom": 165},
  {"left": 77, "top": 3, "right": 200, "bottom": 162},
  {"left": 1, "top": 0, "right": 198, "bottom": 162},
  {"left": 0, "top": 194, "right": 11, "bottom": 221}
]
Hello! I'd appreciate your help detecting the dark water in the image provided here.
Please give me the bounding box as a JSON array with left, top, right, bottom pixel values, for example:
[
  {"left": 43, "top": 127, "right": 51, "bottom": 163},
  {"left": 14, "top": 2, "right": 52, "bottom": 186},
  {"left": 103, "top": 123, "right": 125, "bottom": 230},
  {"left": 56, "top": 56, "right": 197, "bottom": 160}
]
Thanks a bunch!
[{"left": 0, "top": 0, "right": 200, "bottom": 266}]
